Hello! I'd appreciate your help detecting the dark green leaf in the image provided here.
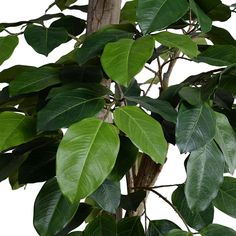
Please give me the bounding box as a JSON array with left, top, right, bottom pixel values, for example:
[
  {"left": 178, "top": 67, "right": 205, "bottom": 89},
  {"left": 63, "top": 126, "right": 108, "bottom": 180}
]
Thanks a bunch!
[
  {"left": 55, "top": 0, "right": 77, "bottom": 10},
  {"left": 219, "top": 65, "right": 236, "bottom": 95},
  {"left": 67, "top": 232, "right": 83, "bottom": 236},
  {"left": 179, "top": 87, "right": 202, "bottom": 106},
  {"left": 185, "top": 141, "right": 224, "bottom": 211},
  {"left": 166, "top": 229, "right": 192, "bottom": 236},
  {"left": 200, "top": 224, "right": 236, "bottom": 236},
  {"left": 120, "top": 0, "right": 137, "bottom": 23}
]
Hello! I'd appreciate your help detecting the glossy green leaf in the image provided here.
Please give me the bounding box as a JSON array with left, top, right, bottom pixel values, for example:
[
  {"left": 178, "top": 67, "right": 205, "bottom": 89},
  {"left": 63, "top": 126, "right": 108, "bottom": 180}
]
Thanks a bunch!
[
  {"left": 24, "top": 24, "right": 68, "bottom": 56},
  {"left": 37, "top": 88, "right": 105, "bottom": 131},
  {"left": 215, "top": 112, "right": 236, "bottom": 174},
  {"left": 172, "top": 185, "right": 214, "bottom": 230},
  {"left": 0, "top": 35, "right": 19, "bottom": 65},
  {"left": 176, "top": 103, "right": 216, "bottom": 153},
  {"left": 200, "top": 224, "right": 236, "bottom": 236},
  {"left": 154, "top": 32, "right": 199, "bottom": 58},
  {"left": 179, "top": 87, "right": 202, "bottom": 106},
  {"left": 185, "top": 141, "right": 224, "bottom": 211},
  {"left": 114, "top": 106, "right": 167, "bottom": 164},
  {"left": 9, "top": 66, "right": 60, "bottom": 96},
  {"left": 117, "top": 216, "right": 145, "bottom": 236},
  {"left": 213, "top": 177, "right": 236, "bottom": 218},
  {"left": 190, "top": 0, "right": 212, "bottom": 33},
  {"left": 166, "top": 229, "right": 192, "bottom": 236},
  {"left": 0, "top": 112, "right": 36, "bottom": 151},
  {"left": 57, "top": 118, "right": 120, "bottom": 203},
  {"left": 101, "top": 36, "right": 154, "bottom": 87},
  {"left": 137, "top": 0, "right": 189, "bottom": 34},
  {"left": 33, "top": 178, "right": 78, "bottom": 236}
]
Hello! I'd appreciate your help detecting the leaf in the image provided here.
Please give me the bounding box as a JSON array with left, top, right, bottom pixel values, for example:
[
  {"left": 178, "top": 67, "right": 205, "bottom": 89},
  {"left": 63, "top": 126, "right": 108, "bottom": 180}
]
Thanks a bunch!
[
  {"left": 172, "top": 185, "right": 214, "bottom": 230},
  {"left": 166, "top": 229, "right": 192, "bottom": 236},
  {"left": 137, "top": 0, "right": 189, "bottom": 34},
  {"left": 154, "top": 32, "right": 199, "bottom": 58},
  {"left": 33, "top": 178, "right": 78, "bottom": 236},
  {"left": 120, "top": 0, "right": 137, "bottom": 23},
  {"left": 9, "top": 66, "right": 61, "bottom": 96},
  {"left": 90, "top": 179, "right": 120, "bottom": 214},
  {"left": 125, "top": 96, "right": 177, "bottom": 123},
  {"left": 67, "top": 232, "right": 83, "bottom": 236},
  {"left": 147, "top": 220, "right": 180, "bottom": 236},
  {"left": 24, "top": 24, "right": 68, "bottom": 56},
  {"left": 117, "top": 216, "right": 145, "bottom": 236},
  {"left": 189, "top": 0, "right": 212, "bottom": 33},
  {"left": 37, "top": 88, "right": 105, "bottom": 131},
  {"left": 176, "top": 103, "right": 216, "bottom": 153},
  {"left": 179, "top": 87, "right": 202, "bottom": 106},
  {"left": 213, "top": 177, "right": 236, "bottom": 218},
  {"left": 185, "top": 141, "right": 224, "bottom": 211},
  {"left": 214, "top": 112, "right": 236, "bottom": 174},
  {"left": 57, "top": 118, "right": 120, "bottom": 203},
  {"left": 0, "top": 112, "right": 36, "bottom": 151},
  {"left": 200, "top": 224, "right": 236, "bottom": 236},
  {"left": 0, "top": 35, "right": 19, "bottom": 65},
  {"left": 114, "top": 106, "right": 167, "bottom": 165},
  {"left": 101, "top": 36, "right": 154, "bottom": 87},
  {"left": 55, "top": 0, "right": 77, "bottom": 10},
  {"left": 84, "top": 215, "right": 116, "bottom": 236}
]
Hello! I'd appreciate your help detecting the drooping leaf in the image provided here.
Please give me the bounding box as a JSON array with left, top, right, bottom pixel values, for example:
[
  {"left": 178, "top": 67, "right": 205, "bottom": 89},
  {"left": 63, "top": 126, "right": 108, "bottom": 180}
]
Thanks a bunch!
[
  {"left": 213, "top": 177, "right": 236, "bottom": 218},
  {"left": 0, "top": 35, "right": 19, "bottom": 65},
  {"left": 114, "top": 106, "right": 168, "bottom": 164},
  {"left": 33, "top": 178, "right": 78, "bottom": 236},
  {"left": 24, "top": 24, "right": 68, "bottom": 56},
  {"left": 57, "top": 118, "right": 120, "bottom": 203},
  {"left": 0, "top": 112, "right": 36, "bottom": 151},
  {"left": 101, "top": 36, "right": 154, "bottom": 87},
  {"left": 166, "top": 229, "right": 192, "bottom": 236},
  {"left": 179, "top": 87, "right": 202, "bottom": 106},
  {"left": 137, "top": 0, "right": 189, "bottom": 34},
  {"left": 37, "top": 88, "right": 105, "bottom": 131},
  {"left": 176, "top": 103, "right": 216, "bottom": 153},
  {"left": 185, "top": 141, "right": 224, "bottom": 211},
  {"left": 90, "top": 179, "right": 120, "bottom": 214},
  {"left": 200, "top": 224, "right": 236, "bottom": 236}
]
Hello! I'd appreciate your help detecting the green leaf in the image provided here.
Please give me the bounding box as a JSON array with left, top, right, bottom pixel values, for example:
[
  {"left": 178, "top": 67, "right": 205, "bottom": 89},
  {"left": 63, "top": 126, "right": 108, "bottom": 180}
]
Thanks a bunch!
[
  {"left": 117, "top": 216, "right": 145, "bottom": 236},
  {"left": 114, "top": 106, "right": 167, "bottom": 165},
  {"left": 0, "top": 35, "right": 19, "bottom": 65},
  {"left": 55, "top": 0, "right": 77, "bottom": 10},
  {"left": 9, "top": 66, "right": 60, "bottom": 96},
  {"left": 185, "top": 141, "right": 224, "bottom": 211},
  {"left": 189, "top": 0, "right": 212, "bottom": 33},
  {"left": 176, "top": 103, "right": 216, "bottom": 153},
  {"left": 172, "top": 185, "right": 214, "bottom": 230},
  {"left": 33, "top": 178, "right": 78, "bottom": 236},
  {"left": 37, "top": 88, "right": 105, "bottom": 131},
  {"left": 76, "top": 28, "right": 133, "bottom": 65},
  {"left": 67, "top": 232, "right": 83, "bottom": 236},
  {"left": 90, "top": 179, "right": 120, "bottom": 214},
  {"left": 120, "top": 0, "right": 137, "bottom": 23},
  {"left": 213, "top": 177, "right": 236, "bottom": 218},
  {"left": 101, "top": 36, "right": 154, "bottom": 87},
  {"left": 219, "top": 65, "right": 236, "bottom": 95},
  {"left": 166, "top": 229, "right": 192, "bottom": 236},
  {"left": 24, "top": 24, "right": 68, "bottom": 56},
  {"left": 84, "top": 215, "right": 116, "bottom": 236},
  {"left": 147, "top": 220, "right": 180, "bottom": 236},
  {"left": 57, "top": 118, "right": 120, "bottom": 203},
  {"left": 137, "top": 0, "right": 189, "bottom": 34},
  {"left": 200, "top": 224, "right": 236, "bottom": 236},
  {"left": 125, "top": 96, "right": 177, "bottom": 123},
  {"left": 179, "top": 87, "right": 202, "bottom": 106},
  {"left": 0, "top": 112, "right": 36, "bottom": 151},
  {"left": 154, "top": 32, "right": 199, "bottom": 58},
  {"left": 214, "top": 112, "right": 236, "bottom": 174}
]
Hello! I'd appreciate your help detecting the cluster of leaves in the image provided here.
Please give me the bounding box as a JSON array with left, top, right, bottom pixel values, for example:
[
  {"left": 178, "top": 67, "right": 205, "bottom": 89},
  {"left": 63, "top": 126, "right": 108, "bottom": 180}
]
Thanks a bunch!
[{"left": 0, "top": 0, "right": 236, "bottom": 235}]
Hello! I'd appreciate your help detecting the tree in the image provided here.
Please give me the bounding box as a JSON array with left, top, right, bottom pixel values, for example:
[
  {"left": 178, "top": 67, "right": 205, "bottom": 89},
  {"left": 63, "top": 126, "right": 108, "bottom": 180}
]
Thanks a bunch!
[{"left": 0, "top": 0, "right": 236, "bottom": 235}]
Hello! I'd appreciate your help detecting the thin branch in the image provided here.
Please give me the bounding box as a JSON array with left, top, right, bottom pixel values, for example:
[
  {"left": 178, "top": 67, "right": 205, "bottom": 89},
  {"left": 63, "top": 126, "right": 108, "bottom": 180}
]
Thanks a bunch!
[
  {"left": 145, "top": 65, "right": 157, "bottom": 75},
  {"left": 151, "top": 184, "right": 181, "bottom": 189}
]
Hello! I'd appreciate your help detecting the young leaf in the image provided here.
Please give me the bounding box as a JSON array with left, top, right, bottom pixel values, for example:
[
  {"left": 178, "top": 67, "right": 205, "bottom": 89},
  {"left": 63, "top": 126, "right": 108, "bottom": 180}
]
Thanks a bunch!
[
  {"left": 200, "top": 224, "right": 236, "bottom": 236},
  {"left": 114, "top": 106, "right": 168, "bottom": 165},
  {"left": 33, "top": 178, "right": 78, "bottom": 236},
  {"left": 101, "top": 36, "right": 154, "bottom": 87},
  {"left": 185, "top": 141, "right": 224, "bottom": 212},
  {"left": 57, "top": 118, "right": 120, "bottom": 203}
]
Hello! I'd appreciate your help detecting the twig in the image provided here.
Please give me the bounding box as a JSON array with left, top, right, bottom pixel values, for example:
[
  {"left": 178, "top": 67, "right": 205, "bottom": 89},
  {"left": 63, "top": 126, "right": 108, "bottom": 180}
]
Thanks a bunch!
[{"left": 144, "top": 65, "right": 157, "bottom": 75}]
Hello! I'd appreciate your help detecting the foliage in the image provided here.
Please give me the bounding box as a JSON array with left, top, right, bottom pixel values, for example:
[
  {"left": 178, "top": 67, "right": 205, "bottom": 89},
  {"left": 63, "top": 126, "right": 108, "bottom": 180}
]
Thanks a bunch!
[{"left": 0, "top": 0, "right": 236, "bottom": 235}]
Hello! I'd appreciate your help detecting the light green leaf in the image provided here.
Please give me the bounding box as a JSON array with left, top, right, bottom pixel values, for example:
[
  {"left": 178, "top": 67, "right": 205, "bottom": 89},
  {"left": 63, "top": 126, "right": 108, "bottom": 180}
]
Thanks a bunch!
[
  {"left": 57, "top": 118, "right": 120, "bottom": 203},
  {"left": 137, "top": 0, "right": 189, "bottom": 34},
  {"left": 33, "top": 178, "right": 78, "bottom": 236},
  {"left": 0, "top": 112, "right": 35, "bottom": 151},
  {"left": 114, "top": 106, "right": 167, "bottom": 164},
  {"left": 213, "top": 177, "right": 236, "bottom": 218},
  {"left": 176, "top": 103, "right": 216, "bottom": 153},
  {"left": 185, "top": 141, "right": 224, "bottom": 212},
  {"left": 0, "top": 35, "right": 19, "bottom": 65},
  {"left": 214, "top": 112, "right": 236, "bottom": 174},
  {"left": 200, "top": 224, "right": 236, "bottom": 236},
  {"left": 101, "top": 36, "right": 154, "bottom": 87},
  {"left": 154, "top": 32, "right": 199, "bottom": 58}
]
